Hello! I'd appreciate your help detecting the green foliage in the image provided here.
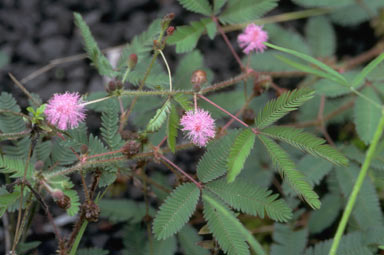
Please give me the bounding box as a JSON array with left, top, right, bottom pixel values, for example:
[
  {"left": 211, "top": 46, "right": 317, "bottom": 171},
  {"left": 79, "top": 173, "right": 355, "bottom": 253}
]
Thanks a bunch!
[
  {"left": 296, "top": 154, "right": 333, "bottom": 185},
  {"left": 0, "top": 155, "right": 34, "bottom": 179},
  {"left": 354, "top": 87, "right": 382, "bottom": 144},
  {"left": 313, "top": 71, "right": 363, "bottom": 98},
  {"left": 219, "top": 0, "right": 277, "bottom": 25},
  {"left": 258, "top": 135, "right": 320, "bottom": 209},
  {"left": 352, "top": 52, "right": 384, "bottom": 88},
  {"left": 335, "top": 164, "right": 384, "bottom": 230},
  {"left": 202, "top": 191, "right": 250, "bottom": 255},
  {"left": 0, "top": 50, "right": 9, "bottom": 68},
  {"left": 292, "top": 0, "right": 352, "bottom": 8},
  {"left": 63, "top": 189, "right": 80, "bottom": 216},
  {"left": 153, "top": 183, "right": 200, "bottom": 240},
  {"left": 0, "top": 189, "right": 20, "bottom": 217},
  {"left": 77, "top": 248, "right": 109, "bottom": 255},
  {"left": 16, "top": 241, "right": 41, "bottom": 255},
  {"left": 304, "top": 232, "right": 372, "bottom": 255},
  {"left": 266, "top": 24, "right": 310, "bottom": 54},
  {"left": 197, "top": 130, "right": 238, "bottom": 183},
  {"left": 174, "top": 94, "right": 193, "bottom": 111},
  {"left": 206, "top": 178, "right": 292, "bottom": 222},
  {"left": 177, "top": 0, "right": 212, "bottom": 16},
  {"left": 266, "top": 42, "right": 347, "bottom": 85},
  {"left": 101, "top": 100, "right": 124, "bottom": 150},
  {"left": 150, "top": 236, "right": 177, "bottom": 255},
  {"left": 167, "top": 103, "right": 179, "bottom": 153},
  {"left": 147, "top": 99, "right": 171, "bottom": 132},
  {"left": 213, "top": 0, "right": 228, "bottom": 14},
  {"left": 308, "top": 193, "right": 341, "bottom": 234},
  {"left": 305, "top": 16, "right": 336, "bottom": 57},
  {"left": 73, "top": 13, "right": 117, "bottom": 77},
  {"left": 271, "top": 224, "right": 308, "bottom": 255},
  {"left": 227, "top": 129, "right": 255, "bottom": 183},
  {"left": 203, "top": 192, "right": 267, "bottom": 255},
  {"left": 167, "top": 19, "right": 211, "bottom": 53},
  {"left": 122, "top": 223, "right": 148, "bottom": 255},
  {"left": 255, "top": 88, "right": 315, "bottom": 129},
  {"left": 261, "top": 126, "right": 348, "bottom": 165},
  {"left": 0, "top": 92, "right": 26, "bottom": 133},
  {"left": 178, "top": 224, "right": 210, "bottom": 255},
  {"left": 99, "top": 199, "right": 151, "bottom": 223}
]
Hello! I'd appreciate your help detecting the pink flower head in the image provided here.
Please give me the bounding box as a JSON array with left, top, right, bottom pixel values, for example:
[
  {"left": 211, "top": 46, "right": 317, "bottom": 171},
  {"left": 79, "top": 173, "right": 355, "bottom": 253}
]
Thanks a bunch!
[
  {"left": 180, "top": 108, "right": 216, "bottom": 147},
  {"left": 237, "top": 24, "right": 268, "bottom": 54},
  {"left": 44, "top": 92, "right": 86, "bottom": 130}
]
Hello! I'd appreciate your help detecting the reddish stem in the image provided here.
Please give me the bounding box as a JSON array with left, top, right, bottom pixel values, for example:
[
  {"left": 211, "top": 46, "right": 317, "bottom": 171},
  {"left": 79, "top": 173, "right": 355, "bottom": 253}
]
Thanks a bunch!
[
  {"left": 212, "top": 16, "right": 244, "bottom": 70},
  {"left": 198, "top": 94, "right": 259, "bottom": 134},
  {"left": 159, "top": 154, "right": 202, "bottom": 189},
  {"left": 85, "top": 149, "right": 124, "bottom": 160}
]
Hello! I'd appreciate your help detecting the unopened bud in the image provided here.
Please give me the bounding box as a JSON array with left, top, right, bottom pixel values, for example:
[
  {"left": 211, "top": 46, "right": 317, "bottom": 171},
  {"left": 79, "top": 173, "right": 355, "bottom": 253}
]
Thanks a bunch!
[
  {"left": 34, "top": 160, "right": 44, "bottom": 171},
  {"left": 191, "top": 70, "right": 207, "bottom": 87},
  {"left": 242, "top": 108, "right": 255, "bottom": 125},
  {"left": 128, "top": 54, "right": 138, "bottom": 70},
  {"left": 122, "top": 140, "right": 141, "bottom": 158},
  {"left": 161, "top": 13, "right": 175, "bottom": 28},
  {"left": 51, "top": 189, "right": 64, "bottom": 201},
  {"left": 167, "top": 26, "right": 175, "bottom": 36},
  {"left": 80, "top": 144, "right": 88, "bottom": 154},
  {"left": 84, "top": 201, "right": 100, "bottom": 222},
  {"left": 56, "top": 194, "right": 71, "bottom": 210},
  {"left": 107, "top": 81, "right": 116, "bottom": 92}
]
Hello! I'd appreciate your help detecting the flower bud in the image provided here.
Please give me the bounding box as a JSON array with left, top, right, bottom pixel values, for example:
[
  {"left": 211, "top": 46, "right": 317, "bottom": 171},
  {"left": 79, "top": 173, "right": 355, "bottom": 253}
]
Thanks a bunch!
[
  {"left": 242, "top": 108, "right": 255, "bottom": 125},
  {"left": 167, "top": 26, "right": 175, "bottom": 36},
  {"left": 34, "top": 160, "right": 44, "bottom": 171},
  {"left": 51, "top": 189, "right": 64, "bottom": 201},
  {"left": 128, "top": 54, "right": 138, "bottom": 70},
  {"left": 80, "top": 144, "right": 88, "bottom": 154},
  {"left": 122, "top": 140, "right": 141, "bottom": 158},
  {"left": 107, "top": 81, "right": 116, "bottom": 92},
  {"left": 161, "top": 13, "right": 175, "bottom": 29},
  {"left": 191, "top": 70, "right": 207, "bottom": 87},
  {"left": 116, "top": 80, "right": 123, "bottom": 89},
  {"left": 84, "top": 201, "right": 100, "bottom": 222},
  {"left": 56, "top": 194, "right": 71, "bottom": 210}
]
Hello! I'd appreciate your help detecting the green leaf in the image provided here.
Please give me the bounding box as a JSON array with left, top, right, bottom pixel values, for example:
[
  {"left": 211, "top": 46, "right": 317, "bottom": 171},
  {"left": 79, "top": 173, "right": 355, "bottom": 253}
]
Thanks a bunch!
[
  {"left": 99, "top": 199, "right": 151, "bottom": 223},
  {"left": 258, "top": 135, "right": 320, "bottom": 209},
  {"left": 146, "top": 99, "right": 171, "bottom": 132},
  {"left": 0, "top": 92, "right": 26, "bottom": 133},
  {"left": 177, "top": 0, "right": 212, "bottom": 16},
  {"left": 265, "top": 42, "right": 347, "bottom": 85},
  {"left": 197, "top": 130, "right": 238, "bottom": 183},
  {"left": 275, "top": 55, "right": 342, "bottom": 84},
  {"left": 203, "top": 192, "right": 267, "bottom": 255},
  {"left": 153, "top": 183, "right": 200, "bottom": 240},
  {"left": 296, "top": 155, "right": 334, "bottom": 186},
  {"left": 313, "top": 71, "right": 363, "bottom": 98},
  {"left": 255, "top": 88, "right": 315, "bottom": 129},
  {"left": 0, "top": 50, "right": 9, "bottom": 68},
  {"left": 77, "top": 248, "right": 109, "bottom": 255},
  {"left": 0, "top": 190, "right": 20, "bottom": 209},
  {"left": 213, "top": 0, "right": 228, "bottom": 14},
  {"left": 63, "top": 189, "right": 80, "bottom": 216},
  {"left": 219, "top": 0, "right": 278, "bottom": 25},
  {"left": 266, "top": 24, "right": 310, "bottom": 54},
  {"left": 308, "top": 193, "right": 341, "bottom": 234},
  {"left": 174, "top": 94, "right": 193, "bottom": 111},
  {"left": 352, "top": 52, "right": 384, "bottom": 88},
  {"left": 292, "top": 0, "right": 352, "bottom": 7},
  {"left": 167, "top": 19, "right": 210, "bottom": 53},
  {"left": 227, "top": 129, "right": 256, "bottom": 183},
  {"left": 167, "top": 103, "right": 179, "bottom": 153},
  {"left": 16, "top": 241, "right": 41, "bottom": 255},
  {"left": 335, "top": 164, "right": 383, "bottom": 230},
  {"left": 149, "top": 236, "right": 177, "bottom": 255},
  {"left": 174, "top": 50, "right": 204, "bottom": 90},
  {"left": 331, "top": 1, "right": 384, "bottom": 26},
  {"left": 261, "top": 126, "right": 348, "bottom": 166},
  {"left": 206, "top": 179, "right": 292, "bottom": 222},
  {"left": 73, "top": 13, "right": 117, "bottom": 77},
  {"left": 354, "top": 87, "right": 382, "bottom": 144},
  {"left": 205, "top": 19, "right": 217, "bottom": 39},
  {"left": 271, "top": 224, "right": 308, "bottom": 255},
  {"left": 178, "top": 224, "right": 210, "bottom": 255},
  {"left": 0, "top": 155, "right": 34, "bottom": 179},
  {"left": 305, "top": 16, "right": 336, "bottom": 58},
  {"left": 100, "top": 100, "right": 124, "bottom": 150}
]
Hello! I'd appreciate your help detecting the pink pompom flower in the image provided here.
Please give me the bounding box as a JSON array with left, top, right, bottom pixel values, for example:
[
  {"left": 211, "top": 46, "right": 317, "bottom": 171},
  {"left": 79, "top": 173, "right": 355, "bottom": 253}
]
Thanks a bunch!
[
  {"left": 180, "top": 108, "right": 216, "bottom": 147},
  {"left": 237, "top": 24, "right": 268, "bottom": 54},
  {"left": 44, "top": 92, "right": 86, "bottom": 130}
]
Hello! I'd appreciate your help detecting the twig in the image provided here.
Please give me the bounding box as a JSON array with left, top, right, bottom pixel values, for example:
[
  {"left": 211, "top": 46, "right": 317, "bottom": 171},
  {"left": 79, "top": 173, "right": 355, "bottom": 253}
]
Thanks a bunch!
[
  {"left": 158, "top": 154, "right": 202, "bottom": 189},
  {"left": 9, "top": 73, "right": 40, "bottom": 106}
]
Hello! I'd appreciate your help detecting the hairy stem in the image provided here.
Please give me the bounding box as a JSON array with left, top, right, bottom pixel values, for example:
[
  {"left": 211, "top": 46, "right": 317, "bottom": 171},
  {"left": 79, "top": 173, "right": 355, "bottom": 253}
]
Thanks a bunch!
[{"left": 329, "top": 109, "right": 384, "bottom": 255}]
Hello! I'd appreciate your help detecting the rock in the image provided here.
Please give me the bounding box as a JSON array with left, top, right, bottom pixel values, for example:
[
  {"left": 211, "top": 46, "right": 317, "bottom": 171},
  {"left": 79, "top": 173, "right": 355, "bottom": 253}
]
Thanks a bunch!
[
  {"left": 17, "top": 40, "right": 42, "bottom": 63},
  {"left": 40, "top": 36, "right": 67, "bottom": 59}
]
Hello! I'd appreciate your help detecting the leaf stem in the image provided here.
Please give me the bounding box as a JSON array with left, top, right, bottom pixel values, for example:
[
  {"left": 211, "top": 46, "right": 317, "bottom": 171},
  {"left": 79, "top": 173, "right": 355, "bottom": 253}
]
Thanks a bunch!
[
  {"left": 329, "top": 109, "right": 384, "bottom": 255},
  {"left": 158, "top": 49, "right": 172, "bottom": 91}
]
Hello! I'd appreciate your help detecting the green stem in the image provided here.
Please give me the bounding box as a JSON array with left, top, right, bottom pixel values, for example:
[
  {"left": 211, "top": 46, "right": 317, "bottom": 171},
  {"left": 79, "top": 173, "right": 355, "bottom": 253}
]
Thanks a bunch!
[
  {"left": 329, "top": 109, "right": 384, "bottom": 255},
  {"left": 69, "top": 221, "right": 88, "bottom": 255}
]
